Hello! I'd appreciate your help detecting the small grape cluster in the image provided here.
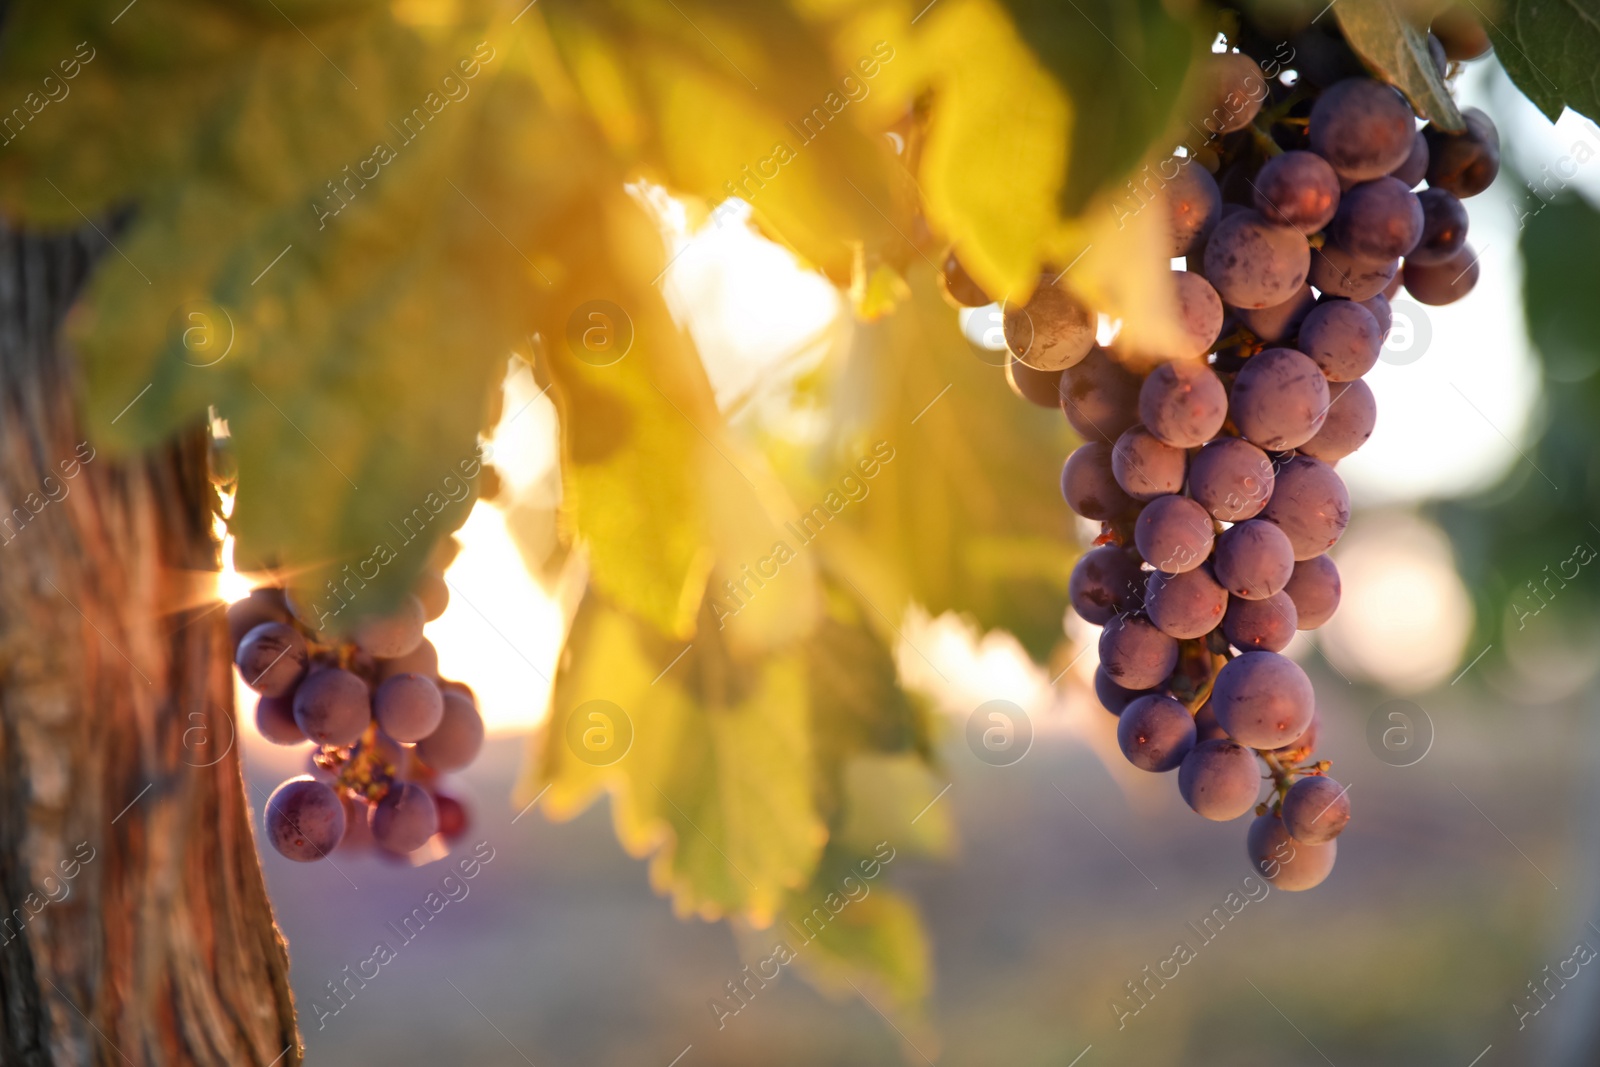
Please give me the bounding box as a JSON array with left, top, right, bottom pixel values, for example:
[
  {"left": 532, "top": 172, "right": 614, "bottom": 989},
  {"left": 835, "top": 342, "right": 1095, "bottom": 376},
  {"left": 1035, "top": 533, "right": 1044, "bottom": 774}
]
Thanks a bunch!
[
  {"left": 229, "top": 551, "right": 483, "bottom": 864},
  {"left": 944, "top": 23, "right": 1496, "bottom": 890}
]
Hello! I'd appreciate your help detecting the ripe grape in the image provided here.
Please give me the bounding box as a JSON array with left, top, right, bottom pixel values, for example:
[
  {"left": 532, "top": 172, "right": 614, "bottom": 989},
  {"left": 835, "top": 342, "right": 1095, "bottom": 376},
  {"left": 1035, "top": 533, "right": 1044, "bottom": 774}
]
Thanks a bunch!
[
  {"left": 1112, "top": 425, "right": 1187, "bottom": 501},
  {"left": 265, "top": 777, "right": 346, "bottom": 862},
  {"left": 353, "top": 595, "right": 426, "bottom": 659},
  {"left": 235, "top": 622, "right": 309, "bottom": 698},
  {"left": 1164, "top": 159, "right": 1222, "bottom": 257},
  {"left": 1403, "top": 243, "right": 1479, "bottom": 306},
  {"left": 1236, "top": 284, "right": 1316, "bottom": 344},
  {"left": 1060, "top": 348, "right": 1141, "bottom": 441},
  {"left": 1061, "top": 442, "right": 1135, "bottom": 520},
  {"left": 1222, "top": 591, "right": 1298, "bottom": 652},
  {"left": 1261, "top": 454, "right": 1350, "bottom": 559},
  {"left": 1202, "top": 52, "right": 1266, "bottom": 135},
  {"left": 1251, "top": 151, "right": 1341, "bottom": 234},
  {"left": 1407, "top": 188, "right": 1470, "bottom": 265},
  {"left": 377, "top": 636, "right": 440, "bottom": 681},
  {"left": 1283, "top": 554, "right": 1342, "bottom": 629},
  {"left": 1117, "top": 694, "right": 1197, "bottom": 772},
  {"left": 1145, "top": 565, "right": 1228, "bottom": 640},
  {"left": 1094, "top": 666, "right": 1155, "bottom": 715},
  {"left": 1004, "top": 283, "right": 1096, "bottom": 370},
  {"left": 1069, "top": 545, "right": 1145, "bottom": 625},
  {"left": 1308, "top": 78, "right": 1418, "bottom": 181},
  {"left": 434, "top": 792, "right": 470, "bottom": 841},
  {"left": 227, "top": 588, "right": 291, "bottom": 647},
  {"left": 1178, "top": 739, "right": 1261, "bottom": 821},
  {"left": 1193, "top": 699, "right": 1227, "bottom": 743},
  {"left": 1274, "top": 711, "right": 1320, "bottom": 764},
  {"left": 1173, "top": 271, "right": 1224, "bottom": 359},
  {"left": 1188, "top": 437, "right": 1275, "bottom": 521},
  {"left": 1300, "top": 378, "right": 1377, "bottom": 463},
  {"left": 1230, "top": 348, "right": 1330, "bottom": 451},
  {"left": 1202, "top": 209, "right": 1311, "bottom": 309},
  {"left": 1098, "top": 614, "right": 1180, "bottom": 691},
  {"left": 940, "top": 251, "right": 990, "bottom": 307},
  {"left": 370, "top": 782, "right": 439, "bottom": 854},
  {"left": 1309, "top": 241, "right": 1397, "bottom": 301},
  {"left": 1210, "top": 651, "right": 1315, "bottom": 749},
  {"left": 292, "top": 667, "right": 371, "bottom": 746},
  {"left": 1213, "top": 519, "right": 1296, "bottom": 600},
  {"left": 375, "top": 673, "right": 445, "bottom": 743},
  {"left": 1135, "top": 494, "right": 1216, "bottom": 575},
  {"left": 416, "top": 569, "right": 450, "bottom": 622},
  {"left": 1331, "top": 177, "right": 1424, "bottom": 262},
  {"left": 1138, "top": 359, "right": 1228, "bottom": 447},
  {"left": 416, "top": 691, "right": 486, "bottom": 772},
  {"left": 1006, "top": 355, "right": 1065, "bottom": 408},
  {"left": 255, "top": 695, "right": 307, "bottom": 746},
  {"left": 1361, "top": 292, "right": 1393, "bottom": 337},
  {"left": 1298, "top": 299, "right": 1381, "bottom": 381},
  {"left": 1423, "top": 107, "right": 1499, "bottom": 198},
  {"left": 1391, "top": 129, "right": 1429, "bottom": 188},
  {"left": 1247, "top": 812, "right": 1337, "bottom": 890},
  {"left": 1282, "top": 775, "right": 1352, "bottom": 844}
]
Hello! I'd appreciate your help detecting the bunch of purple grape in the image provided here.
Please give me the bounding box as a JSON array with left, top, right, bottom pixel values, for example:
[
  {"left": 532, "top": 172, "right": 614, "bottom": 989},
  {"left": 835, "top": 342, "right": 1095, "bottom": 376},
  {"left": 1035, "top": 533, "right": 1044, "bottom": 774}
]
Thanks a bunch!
[
  {"left": 944, "top": 25, "right": 1496, "bottom": 890},
  {"left": 228, "top": 554, "right": 482, "bottom": 864}
]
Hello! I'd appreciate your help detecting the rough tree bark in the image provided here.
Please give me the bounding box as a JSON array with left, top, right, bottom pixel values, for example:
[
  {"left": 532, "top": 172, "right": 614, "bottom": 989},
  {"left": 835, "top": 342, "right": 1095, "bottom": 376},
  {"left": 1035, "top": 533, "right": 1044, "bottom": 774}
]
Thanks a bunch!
[{"left": 0, "top": 222, "right": 301, "bottom": 1064}]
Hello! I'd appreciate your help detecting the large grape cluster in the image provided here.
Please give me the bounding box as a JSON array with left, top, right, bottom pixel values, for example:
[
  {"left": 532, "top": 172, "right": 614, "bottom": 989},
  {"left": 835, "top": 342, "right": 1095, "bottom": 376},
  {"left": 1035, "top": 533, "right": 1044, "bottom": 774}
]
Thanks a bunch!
[
  {"left": 946, "top": 21, "right": 1496, "bottom": 891},
  {"left": 228, "top": 543, "right": 482, "bottom": 864}
]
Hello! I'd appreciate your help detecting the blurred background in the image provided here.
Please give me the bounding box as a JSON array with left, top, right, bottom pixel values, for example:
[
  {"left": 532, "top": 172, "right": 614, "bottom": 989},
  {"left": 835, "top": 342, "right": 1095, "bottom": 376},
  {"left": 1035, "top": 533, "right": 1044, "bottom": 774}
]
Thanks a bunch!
[{"left": 234, "top": 56, "right": 1600, "bottom": 1067}]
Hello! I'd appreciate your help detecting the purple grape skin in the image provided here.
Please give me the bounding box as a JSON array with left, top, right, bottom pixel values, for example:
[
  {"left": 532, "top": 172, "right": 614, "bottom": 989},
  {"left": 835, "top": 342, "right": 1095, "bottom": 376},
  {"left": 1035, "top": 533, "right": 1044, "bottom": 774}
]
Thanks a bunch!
[
  {"left": 1118, "top": 694, "right": 1196, "bottom": 772},
  {"left": 1061, "top": 442, "right": 1136, "bottom": 520},
  {"left": 1094, "top": 666, "right": 1155, "bottom": 716},
  {"left": 370, "top": 783, "right": 439, "bottom": 853},
  {"left": 1298, "top": 299, "right": 1381, "bottom": 382},
  {"left": 1236, "top": 284, "right": 1316, "bottom": 344},
  {"left": 235, "top": 622, "right": 309, "bottom": 698},
  {"left": 1213, "top": 520, "right": 1296, "bottom": 601},
  {"left": 1173, "top": 271, "right": 1224, "bottom": 359},
  {"left": 1178, "top": 739, "right": 1261, "bottom": 820},
  {"left": 292, "top": 667, "right": 372, "bottom": 747},
  {"left": 415, "top": 691, "right": 485, "bottom": 772},
  {"left": 1309, "top": 241, "right": 1397, "bottom": 301},
  {"left": 265, "top": 777, "right": 346, "bottom": 862},
  {"left": 1138, "top": 359, "right": 1228, "bottom": 448},
  {"left": 1403, "top": 243, "right": 1479, "bottom": 306},
  {"left": 1282, "top": 775, "right": 1352, "bottom": 844},
  {"left": 1361, "top": 293, "right": 1392, "bottom": 338},
  {"left": 1060, "top": 349, "right": 1141, "bottom": 441},
  {"left": 1248, "top": 812, "right": 1337, "bottom": 890},
  {"left": 1188, "top": 437, "right": 1276, "bottom": 521},
  {"left": 353, "top": 595, "right": 427, "bottom": 659},
  {"left": 1300, "top": 378, "right": 1377, "bottom": 462},
  {"left": 1164, "top": 159, "right": 1222, "bottom": 257},
  {"left": 1194, "top": 699, "right": 1227, "bottom": 743},
  {"left": 1262, "top": 454, "right": 1350, "bottom": 560},
  {"left": 1004, "top": 284, "right": 1096, "bottom": 371},
  {"left": 1308, "top": 77, "right": 1418, "bottom": 181},
  {"left": 1069, "top": 545, "right": 1146, "bottom": 625},
  {"left": 1229, "top": 348, "right": 1330, "bottom": 451},
  {"left": 1423, "top": 107, "right": 1500, "bottom": 198},
  {"left": 1135, "top": 494, "right": 1216, "bottom": 575},
  {"left": 1112, "top": 426, "right": 1187, "bottom": 501},
  {"left": 256, "top": 695, "right": 308, "bottom": 745},
  {"left": 374, "top": 673, "right": 446, "bottom": 743},
  {"left": 1210, "top": 651, "right": 1316, "bottom": 749},
  {"left": 1275, "top": 710, "right": 1320, "bottom": 762},
  {"left": 1283, "top": 554, "right": 1341, "bottom": 629},
  {"left": 227, "top": 588, "right": 291, "bottom": 648},
  {"left": 377, "top": 637, "right": 440, "bottom": 682},
  {"left": 1331, "top": 177, "right": 1424, "bottom": 262},
  {"left": 1202, "top": 52, "right": 1267, "bottom": 135},
  {"left": 1222, "top": 591, "right": 1298, "bottom": 652},
  {"left": 1202, "top": 209, "right": 1312, "bottom": 309},
  {"left": 1391, "top": 129, "right": 1429, "bottom": 188},
  {"left": 1145, "top": 565, "right": 1228, "bottom": 640},
  {"left": 1251, "top": 151, "right": 1341, "bottom": 234},
  {"left": 1006, "top": 355, "right": 1064, "bottom": 408},
  {"left": 1098, "top": 614, "right": 1180, "bottom": 691},
  {"left": 1408, "top": 188, "right": 1469, "bottom": 265}
]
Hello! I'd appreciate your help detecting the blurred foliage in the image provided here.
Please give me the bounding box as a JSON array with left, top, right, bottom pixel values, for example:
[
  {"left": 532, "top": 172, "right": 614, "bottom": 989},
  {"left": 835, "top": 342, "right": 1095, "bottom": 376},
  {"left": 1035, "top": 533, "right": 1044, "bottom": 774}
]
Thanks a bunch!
[{"left": 1482, "top": 0, "right": 1600, "bottom": 124}]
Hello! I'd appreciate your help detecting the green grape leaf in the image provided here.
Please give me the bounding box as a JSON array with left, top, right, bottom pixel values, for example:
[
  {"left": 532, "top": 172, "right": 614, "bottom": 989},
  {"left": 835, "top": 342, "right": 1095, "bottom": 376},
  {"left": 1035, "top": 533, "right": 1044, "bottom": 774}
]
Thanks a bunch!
[
  {"left": 1334, "top": 0, "right": 1466, "bottom": 130},
  {"left": 1482, "top": 0, "right": 1600, "bottom": 123}
]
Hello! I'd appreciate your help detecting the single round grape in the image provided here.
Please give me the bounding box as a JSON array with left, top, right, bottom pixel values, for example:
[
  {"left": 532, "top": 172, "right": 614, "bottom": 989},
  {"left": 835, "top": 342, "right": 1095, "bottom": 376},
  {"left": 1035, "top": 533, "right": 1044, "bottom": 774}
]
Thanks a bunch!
[
  {"left": 1145, "top": 565, "right": 1228, "bottom": 640},
  {"left": 1061, "top": 442, "right": 1135, "bottom": 520},
  {"left": 265, "top": 777, "right": 346, "bottom": 862},
  {"left": 415, "top": 691, "right": 485, "bottom": 772},
  {"left": 255, "top": 695, "right": 307, "bottom": 745},
  {"left": 1390, "top": 129, "right": 1430, "bottom": 188},
  {"left": 1171, "top": 271, "right": 1224, "bottom": 359},
  {"left": 1094, "top": 666, "right": 1155, "bottom": 716},
  {"left": 375, "top": 673, "right": 446, "bottom": 743},
  {"left": 1261, "top": 455, "right": 1350, "bottom": 559},
  {"left": 1332, "top": 177, "right": 1424, "bottom": 262},
  {"left": 292, "top": 667, "right": 372, "bottom": 746},
  {"left": 1248, "top": 812, "right": 1337, "bottom": 890},
  {"left": 1432, "top": 6, "right": 1492, "bottom": 60},
  {"left": 235, "top": 622, "right": 309, "bottom": 698},
  {"left": 1361, "top": 293, "right": 1393, "bottom": 338},
  {"left": 1213, "top": 520, "right": 1296, "bottom": 601},
  {"left": 1403, "top": 243, "right": 1479, "bottom": 306},
  {"left": 1194, "top": 699, "right": 1227, "bottom": 743},
  {"left": 1308, "top": 77, "right": 1418, "bottom": 181},
  {"left": 1004, "top": 283, "right": 1096, "bottom": 371},
  {"left": 416, "top": 569, "right": 450, "bottom": 622},
  {"left": 1118, "top": 694, "right": 1196, "bottom": 772},
  {"left": 434, "top": 792, "right": 470, "bottom": 841},
  {"left": 1202, "top": 209, "right": 1312, "bottom": 309},
  {"left": 1164, "top": 159, "right": 1223, "bottom": 257},
  {"left": 1298, "top": 299, "right": 1381, "bottom": 382},
  {"left": 1006, "top": 355, "right": 1065, "bottom": 408},
  {"left": 353, "top": 595, "right": 426, "bottom": 659},
  {"left": 1300, "top": 378, "right": 1377, "bottom": 462},
  {"left": 1138, "top": 359, "right": 1228, "bottom": 447},
  {"left": 1060, "top": 348, "right": 1141, "bottom": 441},
  {"left": 1309, "top": 241, "right": 1398, "bottom": 301},
  {"left": 1424, "top": 107, "right": 1499, "bottom": 198},
  {"left": 1188, "top": 437, "right": 1276, "bottom": 521},
  {"left": 1230, "top": 348, "right": 1330, "bottom": 451},
  {"left": 940, "top": 251, "right": 990, "bottom": 307},
  {"left": 1135, "top": 494, "right": 1215, "bottom": 575},
  {"left": 1282, "top": 775, "right": 1352, "bottom": 844},
  {"left": 1284, "top": 554, "right": 1341, "bottom": 629},
  {"left": 227, "top": 588, "right": 291, "bottom": 648},
  {"left": 377, "top": 637, "right": 440, "bottom": 681},
  {"left": 1236, "top": 284, "right": 1315, "bottom": 344},
  {"left": 1178, "top": 739, "right": 1261, "bottom": 821},
  {"left": 1274, "top": 710, "right": 1320, "bottom": 763},
  {"left": 1070, "top": 545, "right": 1145, "bottom": 625},
  {"left": 1211, "top": 651, "right": 1316, "bottom": 748},
  {"left": 1201, "top": 52, "right": 1266, "bottom": 135},
  {"left": 1251, "top": 151, "right": 1341, "bottom": 234},
  {"left": 1222, "top": 591, "right": 1298, "bottom": 652},
  {"left": 1408, "top": 188, "right": 1469, "bottom": 265},
  {"left": 1098, "top": 614, "right": 1180, "bottom": 691},
  {"left": 1112, "top": 425, "right": 1187, "bottom": 501},
  {"left": 370, "top": 783, "right": 439, "bottom": 854}
]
